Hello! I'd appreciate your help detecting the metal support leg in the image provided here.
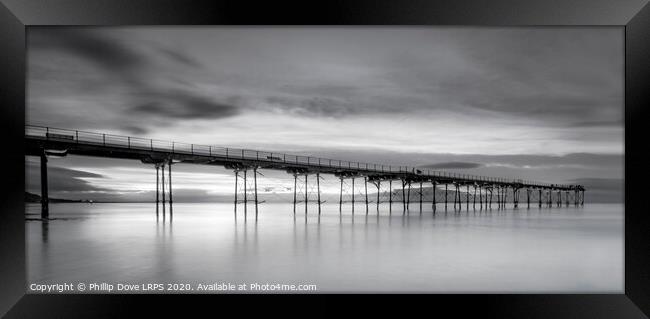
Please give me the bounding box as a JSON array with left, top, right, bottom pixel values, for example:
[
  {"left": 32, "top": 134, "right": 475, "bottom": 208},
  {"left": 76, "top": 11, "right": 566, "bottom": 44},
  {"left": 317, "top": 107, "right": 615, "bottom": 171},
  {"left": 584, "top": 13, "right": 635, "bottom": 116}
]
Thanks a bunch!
[
  {"left": 156, "top": 165, "right": 159, "bottom": 217},
  {"left": 365, "top": 177, "right": 369, "bottom": 214},
  {"left": 490, "top": 187, "right": 493, "bottom": 209},
  {"left": 376, "top": 180, "right": 380, "bottom": 211},
  {"left": 40, "top": 151, "right": 49, "bottom": 219},
  {"left": 351, "top": 177, "right": 355, "bottom": 214},
  {"left": 465, "top": 184, "right": 469, "bottom": 211},
  {"left": 473, "top": 185, "right": 477, "bottom": 210},
  {"left": 455, "top": 184, "right": 460, "bottom": 211},
  {"left": 304, "top": 174, "right": 308, "bottom": 216},
  {"left": 389, "top": 180, "right": 393, "bottom": 207},
  {"left": 234, "top": 169, "right": 238, "bottom": 216},
  {"left": 339, "top": 177, "right": 343, "bottom": 213},
  {"left": 432, "top": 182, "right": 436, "bottom": 212},
  {"left": 445, "top": 184, "right": 448, "bottom": 210},
  {"left": 294, "top": 173, "right": 298, "bottom": 215},
  {"left": 161, "top": 163, "right": 166, "bottom": 217},
  {"left": 168, "top": 160, "right": 173, "bottom": 217},
  {"left": 402, "top": 180, "right": 407, "bottom": 212},
  {"left": 406, "top": 181, "right": 411, "bottom": 212},
  {"left": 419, "top": 181, "right": 423, "bottom": 212},
  {"left": 254, "top": 167, "right": 259, "bottom": 220},
  {"left": 317, "top": 173, "right": 321, "bottom": 216},
  {"left": 244, "top": 169, "right": 247, "bottom": 219}
]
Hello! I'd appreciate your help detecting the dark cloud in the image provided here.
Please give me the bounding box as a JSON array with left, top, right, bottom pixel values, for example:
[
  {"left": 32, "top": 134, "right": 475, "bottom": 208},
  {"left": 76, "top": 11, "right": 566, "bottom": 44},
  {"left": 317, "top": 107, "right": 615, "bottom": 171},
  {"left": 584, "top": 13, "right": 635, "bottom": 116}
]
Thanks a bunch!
[
  {"left": 29, "top": 28, "right": 240, "bottom": 124},
  {"left": 419, "top": 162, "right": 482, "bottom": 169},
  {"left": 132, "top": 91, "right": 240, "bottom": 119},
  {"left": 121, "top": 125, "right": 149, "bottom": 135},
  {"left": 29, "top": 28, "right": 146, "bottom": 82},
  {"left": 158, "top": 47, "right": 203, "bottom": 68},
  {"left": 25, "top": 162, "right": 111, "bottom": 197}
]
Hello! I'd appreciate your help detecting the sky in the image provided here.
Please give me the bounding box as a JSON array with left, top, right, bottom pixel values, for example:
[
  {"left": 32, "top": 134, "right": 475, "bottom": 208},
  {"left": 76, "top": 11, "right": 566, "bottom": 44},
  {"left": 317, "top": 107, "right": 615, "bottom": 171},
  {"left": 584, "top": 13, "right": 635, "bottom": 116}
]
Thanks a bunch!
[{"left": 25, "top": 27, "right": 624, "bottom": 202}]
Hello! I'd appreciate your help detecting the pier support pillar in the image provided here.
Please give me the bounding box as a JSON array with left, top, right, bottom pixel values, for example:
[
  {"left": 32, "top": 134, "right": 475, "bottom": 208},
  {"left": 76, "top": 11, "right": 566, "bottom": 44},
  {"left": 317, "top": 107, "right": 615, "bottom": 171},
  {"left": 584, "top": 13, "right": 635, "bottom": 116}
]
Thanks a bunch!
[
  {"left": 40, "top": 151, "right": 49, "bottom": 219},
  {"left": 420, "top": 181, "right": 423, "bottom": 212},
  {"left": 243, "top": 170, "right": 248, "bottom": 219},
  {"left": 365, "top": 177, "right": 369, "bottom": 214},
  {"left": 445, "top": 183, "right": 448, "bottom": 210},
  {"left": 432, "top": 181, "right": 437, "bottom": 212},
  {"left": 466, "top": 184, "right": 470, "bottom": 211},
  {"left": 406, "top": 180, "right": 411, "bottom": 213},
  {"left": 294, "top": 173, "right": 298, "bottom": 215},
  {"left": 234, "top": 168, "right": 238, "bottom": 216},
  {"left": 351, "top": 177, "right": 355, "bottom": 214},
  {"left": 156, "top": 165, "right": 159, "bottom": 217},
  {"left": 304, "top": 174, "right": 308, "bottom": 216},
  {"left": 161, "top": 163, "right": 166, "bottom": 217},
  {"left": 317, "top": 173, "right": 321, "bottom": 216},
  {"left": 168, "top": 159, "right": 173, "bottom": 217},
  {"left": 389, "top": 180, "right": 393, "bottom": 208},
  {"left": 473, "top": 185, "right": 477, "bottom": 210},
  {"left": 455, "top": 183, "right": 460, "bottom": 211},
  {"left": 339, "top": 176, "right": 343, "bottom": 213},
  {"left": 255, "top": 167, "right": 259, "bottom": 220},
  {"left": 489, "top": 187, "right": 493, "bottom": 209},
  {"left": 402, "top": 179, "right": 407, "bottom": 212},
  {"left": 375, "top": 180, "right": 381, "bottom": 211}
]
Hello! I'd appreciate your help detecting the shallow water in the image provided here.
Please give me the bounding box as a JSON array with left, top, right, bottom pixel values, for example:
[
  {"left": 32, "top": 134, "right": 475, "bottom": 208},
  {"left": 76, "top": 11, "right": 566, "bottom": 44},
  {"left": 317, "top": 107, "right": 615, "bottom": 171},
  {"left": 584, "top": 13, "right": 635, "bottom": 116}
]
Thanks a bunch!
[{"left": 25, "top": 202, "right": 623, "bottom": 293}]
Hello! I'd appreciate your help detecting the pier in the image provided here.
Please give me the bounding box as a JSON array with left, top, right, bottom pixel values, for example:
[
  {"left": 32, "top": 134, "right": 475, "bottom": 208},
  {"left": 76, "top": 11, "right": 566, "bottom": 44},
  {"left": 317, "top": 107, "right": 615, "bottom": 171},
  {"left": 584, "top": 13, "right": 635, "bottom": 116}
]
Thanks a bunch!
[{"left": 25, "top": 125, "right": 585, "bottom": 220}]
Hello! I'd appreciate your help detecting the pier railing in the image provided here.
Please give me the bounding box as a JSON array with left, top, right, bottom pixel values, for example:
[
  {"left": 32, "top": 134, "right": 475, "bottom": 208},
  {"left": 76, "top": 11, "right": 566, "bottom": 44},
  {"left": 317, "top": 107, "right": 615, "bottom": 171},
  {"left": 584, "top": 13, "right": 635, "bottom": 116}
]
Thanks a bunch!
[{"left": 25, "top": 125, "right": 572, "bottom": 188}]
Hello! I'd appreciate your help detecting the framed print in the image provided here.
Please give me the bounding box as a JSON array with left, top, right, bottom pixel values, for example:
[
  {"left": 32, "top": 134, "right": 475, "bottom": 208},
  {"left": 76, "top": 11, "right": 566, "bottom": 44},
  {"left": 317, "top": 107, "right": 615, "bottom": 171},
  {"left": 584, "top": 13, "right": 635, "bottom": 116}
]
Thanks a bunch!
[{"left": 1, "top": 0, "right": 649, "bottom": 317}]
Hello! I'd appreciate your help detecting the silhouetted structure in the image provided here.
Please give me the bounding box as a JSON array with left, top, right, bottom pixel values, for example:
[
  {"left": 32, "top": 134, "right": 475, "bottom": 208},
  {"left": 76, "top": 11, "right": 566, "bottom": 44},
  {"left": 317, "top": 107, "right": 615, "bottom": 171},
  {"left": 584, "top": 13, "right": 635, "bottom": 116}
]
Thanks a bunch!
[{"left": 26, "top": 125, "right": 585, "bottom": 220}]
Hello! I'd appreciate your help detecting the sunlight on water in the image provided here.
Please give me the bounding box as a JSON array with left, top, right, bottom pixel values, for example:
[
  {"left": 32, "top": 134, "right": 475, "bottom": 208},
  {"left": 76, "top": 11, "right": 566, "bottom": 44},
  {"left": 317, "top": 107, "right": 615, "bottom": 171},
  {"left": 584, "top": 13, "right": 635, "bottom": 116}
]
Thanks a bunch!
[{"left": 26, "top": 203, "right": 623, "bottom": 293}]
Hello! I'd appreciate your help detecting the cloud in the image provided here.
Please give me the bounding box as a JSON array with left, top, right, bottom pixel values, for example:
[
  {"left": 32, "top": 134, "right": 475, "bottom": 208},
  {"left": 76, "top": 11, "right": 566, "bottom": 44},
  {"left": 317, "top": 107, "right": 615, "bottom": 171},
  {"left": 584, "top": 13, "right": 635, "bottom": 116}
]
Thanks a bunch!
[
  {"left": 419, "top": 162, "right": 482, "bottom": 169},
  {"left": 570, "top": 120, "right": 623, "bottom": 128},
  {"left": 158, "top": 47, "right": 203, "bottom": 68},
  {"left": 131, "top": 91, "right": 240, "bottom": 119},
  {"left": 25, "top": 162, "right": 111, "bottom": 196},
  {"left": 29, "top": 28, "right": 146, "bottom": 84},
  {"left": 121, "top": 125, "right": 149, "bottom": 135},
  {"left": 28, "top": 28, "right": 241, "bottom": 129}
]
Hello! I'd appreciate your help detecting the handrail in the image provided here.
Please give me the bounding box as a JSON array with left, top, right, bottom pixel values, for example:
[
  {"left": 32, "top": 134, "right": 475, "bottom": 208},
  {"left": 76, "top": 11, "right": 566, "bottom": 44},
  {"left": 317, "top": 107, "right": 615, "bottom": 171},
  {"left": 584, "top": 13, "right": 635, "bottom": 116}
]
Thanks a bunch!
[{"left": 25, "top": 125, "right": 582, "bottom": 189}]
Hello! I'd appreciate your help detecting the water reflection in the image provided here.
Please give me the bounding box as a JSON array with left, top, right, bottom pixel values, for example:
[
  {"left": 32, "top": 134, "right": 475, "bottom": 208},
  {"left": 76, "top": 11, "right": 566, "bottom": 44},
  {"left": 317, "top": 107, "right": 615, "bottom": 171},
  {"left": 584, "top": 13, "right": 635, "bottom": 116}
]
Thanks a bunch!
[{"left": 26, "top": 202, "right": 621, "bottom": 293}]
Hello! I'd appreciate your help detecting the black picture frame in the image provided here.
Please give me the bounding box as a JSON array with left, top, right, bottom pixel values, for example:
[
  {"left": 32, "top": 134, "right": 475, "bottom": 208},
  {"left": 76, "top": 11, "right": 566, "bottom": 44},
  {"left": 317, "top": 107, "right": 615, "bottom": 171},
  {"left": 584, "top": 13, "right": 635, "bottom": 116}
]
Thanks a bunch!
[{"left": 1, "top": 0, "right": 648, "bottom": 317}]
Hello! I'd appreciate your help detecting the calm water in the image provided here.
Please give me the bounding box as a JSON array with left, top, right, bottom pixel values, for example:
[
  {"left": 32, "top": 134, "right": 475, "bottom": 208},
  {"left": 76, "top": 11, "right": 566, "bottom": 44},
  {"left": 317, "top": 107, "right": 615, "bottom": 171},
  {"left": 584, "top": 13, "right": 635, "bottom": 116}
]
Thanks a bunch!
[{"left": 26, "top": 203, "right": 623, "bottom": 293}]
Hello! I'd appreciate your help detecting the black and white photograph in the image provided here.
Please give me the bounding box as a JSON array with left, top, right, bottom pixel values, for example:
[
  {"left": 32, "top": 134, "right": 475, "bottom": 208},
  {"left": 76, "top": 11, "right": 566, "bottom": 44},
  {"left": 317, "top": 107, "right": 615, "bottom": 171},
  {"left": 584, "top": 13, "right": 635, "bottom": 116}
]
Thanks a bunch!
[{"left": 24, "top": 26, "right": 624, "bottom": 294}]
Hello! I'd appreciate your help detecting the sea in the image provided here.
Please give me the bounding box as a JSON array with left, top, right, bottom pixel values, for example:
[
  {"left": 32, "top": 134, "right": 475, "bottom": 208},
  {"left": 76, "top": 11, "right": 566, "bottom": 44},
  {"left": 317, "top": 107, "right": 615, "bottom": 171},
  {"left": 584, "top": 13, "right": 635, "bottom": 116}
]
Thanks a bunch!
[{"left": 25, "top": 202, "right": 623, "bottom": 293}]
